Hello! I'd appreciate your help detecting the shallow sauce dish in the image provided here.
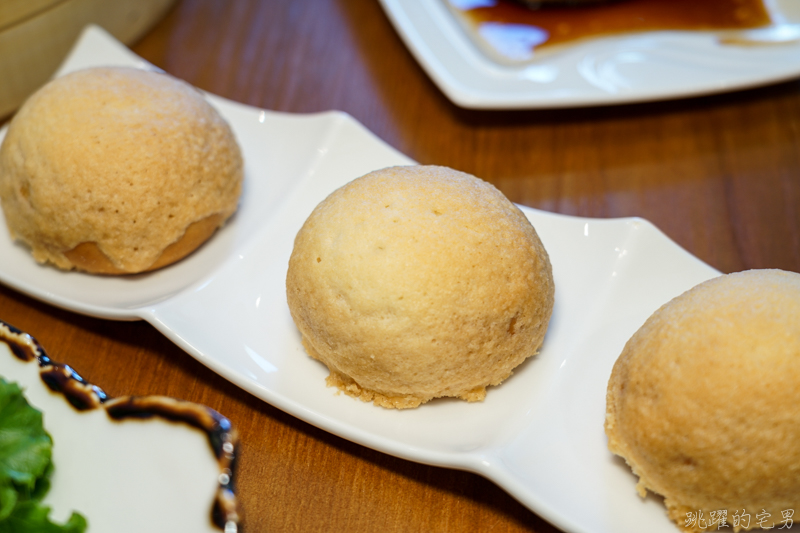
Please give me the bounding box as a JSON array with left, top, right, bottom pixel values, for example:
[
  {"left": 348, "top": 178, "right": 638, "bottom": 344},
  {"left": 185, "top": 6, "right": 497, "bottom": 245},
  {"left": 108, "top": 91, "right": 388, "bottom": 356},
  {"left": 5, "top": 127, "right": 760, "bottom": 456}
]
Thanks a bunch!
[
  {"left": 0, "top": 26, "right": 723, "bottom": 533},
  {"left": 378, "top": 0, "right": 800, "bottom": 108}
]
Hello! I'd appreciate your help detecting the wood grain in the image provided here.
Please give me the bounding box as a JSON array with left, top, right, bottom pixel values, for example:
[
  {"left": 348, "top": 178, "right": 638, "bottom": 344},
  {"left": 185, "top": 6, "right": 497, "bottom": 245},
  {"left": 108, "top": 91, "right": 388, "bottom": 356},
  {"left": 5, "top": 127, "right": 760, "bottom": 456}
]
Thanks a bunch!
[{"left": 1, "top": 0, "right": 799, "bottom": 532}]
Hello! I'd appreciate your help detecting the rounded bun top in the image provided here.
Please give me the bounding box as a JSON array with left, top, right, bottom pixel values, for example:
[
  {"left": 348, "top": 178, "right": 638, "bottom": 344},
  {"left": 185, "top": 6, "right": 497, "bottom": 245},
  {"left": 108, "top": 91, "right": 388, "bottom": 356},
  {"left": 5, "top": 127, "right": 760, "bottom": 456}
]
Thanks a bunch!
[
  {"left": 287, "top": 165, "right": 554, "bottom": 408},
  {"left": 605, "top": 269, "right": 800, "bottom": 527},
  {"left": 0, "top": 66, "right": 243, "bottom": 273}
]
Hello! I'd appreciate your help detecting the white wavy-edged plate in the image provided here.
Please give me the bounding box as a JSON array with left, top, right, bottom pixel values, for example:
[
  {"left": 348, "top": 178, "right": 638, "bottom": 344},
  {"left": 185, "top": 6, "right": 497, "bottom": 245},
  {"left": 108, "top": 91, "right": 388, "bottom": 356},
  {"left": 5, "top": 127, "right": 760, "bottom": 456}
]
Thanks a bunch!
[
  {"left": 0, "top": 26, "right": 723, "bottom": 533},
  {"left": 0, "top": 321, "right": 239, "bottom": 533},
  {"left": 378, "top": 0, "right": 800, "bottom": 109}
]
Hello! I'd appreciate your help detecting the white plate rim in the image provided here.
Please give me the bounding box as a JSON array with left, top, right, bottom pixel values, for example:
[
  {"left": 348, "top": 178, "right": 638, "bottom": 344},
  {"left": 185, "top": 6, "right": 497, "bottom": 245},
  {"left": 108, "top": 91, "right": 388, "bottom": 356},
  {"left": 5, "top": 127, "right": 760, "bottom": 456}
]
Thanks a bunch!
[
  {"left": 377, "top": 0, "right": 800, "bottom": 109},
  {"left": 0, "top": 26, "right": 730, "bottom": 533},
  {"left": 0, "top": 320, "right": 240, "bottom": 533}
]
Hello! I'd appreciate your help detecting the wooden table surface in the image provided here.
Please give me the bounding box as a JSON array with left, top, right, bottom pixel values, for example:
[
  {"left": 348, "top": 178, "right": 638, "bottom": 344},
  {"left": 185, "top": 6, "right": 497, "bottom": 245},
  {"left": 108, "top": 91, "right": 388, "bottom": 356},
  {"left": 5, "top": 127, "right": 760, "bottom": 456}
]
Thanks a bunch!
[{"left": 2, "top": 1, "right": 800, "bottom": 532}]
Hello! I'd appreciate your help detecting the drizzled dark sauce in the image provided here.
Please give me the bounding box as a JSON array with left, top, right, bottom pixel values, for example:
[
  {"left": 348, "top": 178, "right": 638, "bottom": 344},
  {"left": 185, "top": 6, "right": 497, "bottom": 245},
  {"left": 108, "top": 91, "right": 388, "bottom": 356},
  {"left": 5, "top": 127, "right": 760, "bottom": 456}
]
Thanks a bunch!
[
  {"left": 446, "top": 0, "right": 773, "bottom": 63},
  {"left": 0, "top": 320, "right": 241, "bottom": 532}
]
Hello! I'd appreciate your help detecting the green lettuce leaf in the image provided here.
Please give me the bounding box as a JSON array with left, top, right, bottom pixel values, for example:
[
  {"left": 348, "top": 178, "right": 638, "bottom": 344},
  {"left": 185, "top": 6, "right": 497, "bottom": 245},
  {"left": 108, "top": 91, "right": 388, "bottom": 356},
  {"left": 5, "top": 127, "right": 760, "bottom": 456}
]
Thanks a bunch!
[
  {"left": 0, "top": 503, "right": 87, "bottom": 533},
  {"left": 0, "top": 378, "right": 87, "bottom": 532}
]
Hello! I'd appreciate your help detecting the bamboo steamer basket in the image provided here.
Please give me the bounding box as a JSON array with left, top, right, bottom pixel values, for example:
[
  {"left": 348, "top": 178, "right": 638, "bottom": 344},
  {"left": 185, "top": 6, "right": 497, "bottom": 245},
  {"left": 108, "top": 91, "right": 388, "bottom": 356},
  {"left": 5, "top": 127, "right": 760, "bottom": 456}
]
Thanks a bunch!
[{"left": 0, "top": 0, "right": 176, "bottom": 119}]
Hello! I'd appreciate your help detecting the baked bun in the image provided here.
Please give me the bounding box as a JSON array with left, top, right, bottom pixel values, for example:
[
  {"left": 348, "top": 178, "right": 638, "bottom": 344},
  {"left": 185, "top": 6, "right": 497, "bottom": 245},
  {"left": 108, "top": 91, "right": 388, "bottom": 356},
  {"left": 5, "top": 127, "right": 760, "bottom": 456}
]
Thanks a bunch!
[
  {"left": 286, "top": 165, "right": 554, "bottom": 409},
  {"left": 0, "top": 66, "right": 243, "bottom": 274},
  {"left": 605, "top": 269, "right": 800, "bottom": 532}
]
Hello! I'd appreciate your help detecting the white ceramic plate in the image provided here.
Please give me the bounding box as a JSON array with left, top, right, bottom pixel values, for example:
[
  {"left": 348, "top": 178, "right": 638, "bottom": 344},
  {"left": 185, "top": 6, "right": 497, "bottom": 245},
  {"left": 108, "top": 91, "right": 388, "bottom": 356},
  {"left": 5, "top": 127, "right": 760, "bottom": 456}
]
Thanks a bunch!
[
  {"left": 0, "top": 321, "right": 239, "bottom": 533},
  {"left": 0, "top": 26, "right": 724, "bottom": 533},
  {"left": 378, "top": 0, "right": 800, "bottom": 109}
]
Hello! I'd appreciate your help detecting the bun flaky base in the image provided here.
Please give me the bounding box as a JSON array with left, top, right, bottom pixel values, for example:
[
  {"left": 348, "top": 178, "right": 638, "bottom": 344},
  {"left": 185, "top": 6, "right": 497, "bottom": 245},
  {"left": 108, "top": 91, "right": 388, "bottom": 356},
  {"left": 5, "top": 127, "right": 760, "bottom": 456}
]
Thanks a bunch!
[
  {"left": 286, "top": 165, "right": 554, "bottom": 409},
  {"left": 605, "top": 269, "right": 800, "bottom": 532},
  {"left": 0, "top": 67, "right": 243, "bottom": 274}
]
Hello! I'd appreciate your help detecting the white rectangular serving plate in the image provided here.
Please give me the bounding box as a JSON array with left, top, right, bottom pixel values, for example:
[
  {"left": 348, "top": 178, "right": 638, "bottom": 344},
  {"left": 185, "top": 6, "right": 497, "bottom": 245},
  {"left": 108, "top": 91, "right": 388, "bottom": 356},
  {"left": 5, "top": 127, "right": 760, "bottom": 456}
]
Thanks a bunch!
[
  {"left": 378, "top": 0, "right": 800, "bottom": 109},
  {"left": 0, "top": 26, "right": 722, "bottom": 533}
]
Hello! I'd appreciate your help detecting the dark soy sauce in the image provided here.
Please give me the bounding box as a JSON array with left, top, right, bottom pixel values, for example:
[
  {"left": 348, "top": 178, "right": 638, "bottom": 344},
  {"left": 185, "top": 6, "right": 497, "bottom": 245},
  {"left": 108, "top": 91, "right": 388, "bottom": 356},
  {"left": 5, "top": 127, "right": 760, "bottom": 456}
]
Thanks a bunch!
[{"left": 447, "top": 0, "right": 772, "bottom": 62}]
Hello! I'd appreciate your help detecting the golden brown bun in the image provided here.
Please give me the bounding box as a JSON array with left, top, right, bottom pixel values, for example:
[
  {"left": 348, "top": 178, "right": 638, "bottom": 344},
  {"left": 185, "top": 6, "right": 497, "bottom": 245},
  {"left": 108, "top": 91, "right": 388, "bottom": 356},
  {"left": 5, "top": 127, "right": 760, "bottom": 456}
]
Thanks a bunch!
[
  {"left": 605, "top": 269, "right": 800, "bottom": 532},
  {"left": 286, "top": 165, "right": 554, "bottom": 409},
  {"left": 0, "top": 67, "right": 243, "bottom": 274}
]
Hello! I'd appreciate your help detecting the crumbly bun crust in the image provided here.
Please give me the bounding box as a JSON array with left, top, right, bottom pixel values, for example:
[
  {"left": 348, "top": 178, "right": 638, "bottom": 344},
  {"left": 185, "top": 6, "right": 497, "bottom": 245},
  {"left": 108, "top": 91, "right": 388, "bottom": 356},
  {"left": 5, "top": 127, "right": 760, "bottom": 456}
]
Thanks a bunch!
[
  {"left": 286, "top": 165, "right": 554, "bottom": 409},
  {"left": 605, "top": 269, "right": 800, "bottom": 532},
  {"left": 0, "top": 66, "right": 243, "bottom": 274}
]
